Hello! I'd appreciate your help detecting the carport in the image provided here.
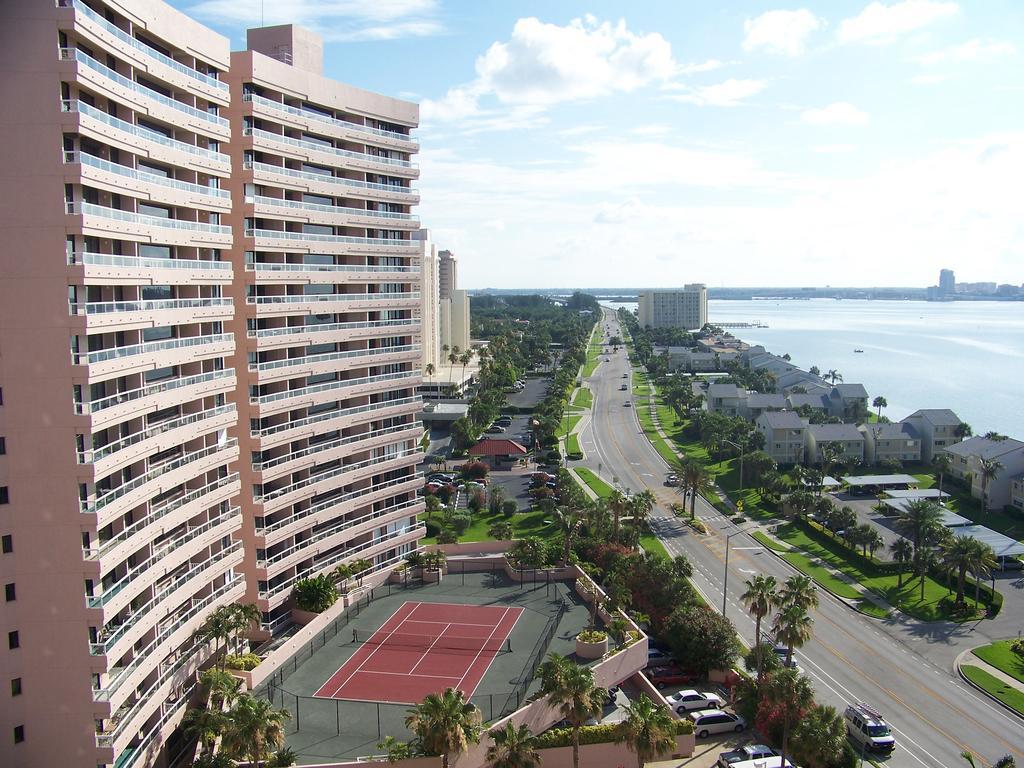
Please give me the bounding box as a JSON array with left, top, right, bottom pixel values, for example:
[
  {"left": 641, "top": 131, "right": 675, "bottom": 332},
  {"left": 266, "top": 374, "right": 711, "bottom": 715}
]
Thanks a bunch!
[
  {"left": 947, "top": 525, "right": 1024, "bottom": 565},
  {"left": 842, "top": 473, "right": 920, "bottom": 494},
  {"left": 884, "top": 488, "right": 950, "bottom": 500}
]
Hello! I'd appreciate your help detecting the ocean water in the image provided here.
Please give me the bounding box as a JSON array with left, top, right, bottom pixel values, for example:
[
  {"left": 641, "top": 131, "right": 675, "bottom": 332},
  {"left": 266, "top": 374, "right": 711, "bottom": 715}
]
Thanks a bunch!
[{"left": 603, "top": 299, "right": 1024, "bottom": 439}]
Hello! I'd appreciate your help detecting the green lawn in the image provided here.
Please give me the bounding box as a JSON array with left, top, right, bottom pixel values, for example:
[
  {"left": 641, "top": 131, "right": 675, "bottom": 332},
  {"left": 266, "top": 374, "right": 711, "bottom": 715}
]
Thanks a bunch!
[
  {"left": 640, "top": 534, "right": 670, "bottom": 559},
  {"left": 420, "top": 507, "right": 558, "bottom": 546},
  {"left": 572, "top": 387, "right": 593, "bottom": 409},
  {"left": 636, "top": 402, "right": 681, "bottom": 465},
  {"left": 559, "top": 413, "right": 583, "bottom": 435},
  {"left": 753, "top": 532, "right": 862, "bottom": 600},
  {"left": 857, "top": 600, "right": 892, "bottom": 619},
  {"left": 972, "top": 641, "right": 1024, "bottom": 685},
  {"left": 574, "top": 466, "right": 615, "bottom": 498},
  {"left": 566, "top": 433, "right": 581, "bottom": 456},
  {"left": 961, "top": 665, "right": 1024, "bottom": 716}
]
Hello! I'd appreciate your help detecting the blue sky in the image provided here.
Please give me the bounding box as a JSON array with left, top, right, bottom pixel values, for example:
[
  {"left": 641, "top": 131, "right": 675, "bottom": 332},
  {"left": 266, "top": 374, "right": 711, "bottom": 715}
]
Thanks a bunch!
[{"left": 176, "top": 1, "right": 1024, "bottom": 289}]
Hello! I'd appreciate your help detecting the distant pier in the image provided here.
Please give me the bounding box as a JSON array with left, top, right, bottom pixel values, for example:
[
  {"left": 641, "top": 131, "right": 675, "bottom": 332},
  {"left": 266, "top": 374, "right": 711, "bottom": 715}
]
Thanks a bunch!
[{"left": 716, "top": 321, "right": 769, "bottom": 329}]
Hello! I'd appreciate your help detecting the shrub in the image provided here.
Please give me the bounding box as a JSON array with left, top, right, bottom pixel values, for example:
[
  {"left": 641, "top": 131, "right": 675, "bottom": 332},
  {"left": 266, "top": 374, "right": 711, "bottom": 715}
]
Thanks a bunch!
[
  {"left": 293, "top": 575, "right": 338, "bottom": 613},
  {"left": 450, "top": 513, "right": 472, "bottom": 535},
  {"left": 1011, "top": 638, "right": 1024, "bottom": 658},
  {"left": 577, "top": 630, "right": 607, "bottom": 643},
  {"left": 437, "top": 486, "right": 453, "bottom": 505},
  {"left": 424, "top": 519, "right": 442, "bottom": 538},
  {"left": 437, "top": 530, "right": 458, "bottom": 545},
  {"left": 502, "top": 500, "right": 519, "bottom": 517},
  {"left": 224, "top": 653, "right": 261, "bottom": 671},
  {"left": 462, "top": 461, "right": 490, "bottom": 479},
  {"left": 468, "top": 490, "right": 486, "bottom": 512}
]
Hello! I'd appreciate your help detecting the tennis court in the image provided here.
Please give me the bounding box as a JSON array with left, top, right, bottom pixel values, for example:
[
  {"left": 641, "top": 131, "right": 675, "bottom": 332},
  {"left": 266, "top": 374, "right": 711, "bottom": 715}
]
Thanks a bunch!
[{"left": 314, "top": 601, "right": 522, "bottom": 704}]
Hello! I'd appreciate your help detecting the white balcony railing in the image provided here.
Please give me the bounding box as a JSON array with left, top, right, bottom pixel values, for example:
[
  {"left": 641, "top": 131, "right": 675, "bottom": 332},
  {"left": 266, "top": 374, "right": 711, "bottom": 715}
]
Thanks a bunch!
[
  {"left": 245, "top": 228, "right": 418, "bottom": 250},
  {"left": 250, "top": 370, "right": 419, "bottom": 409},
  {"left": 62, "top": 100, "right": 227, "bottom": 164},
  {"left": 249, "top": 345, "right": 419, "bottom": 374},
  {"left": 252, "top": 421, "right": 418, "bottom": 472},
  {"left": 243, "top": 127, "right": 416, "bottom": 168},
  {"left": 68, "top": 152, "right": 230, "bottom": 199},
  {"left": 74, "top": 333, "right": 232, "bottom": 367},
  {"left": 79, "top": 404, "right": 235, "bottom": 464},
  {"left": 247, "top": 194, "right": 417, "bottom": 222},
  {"left": 70, "top": 296, "right": 233, "bottom": 319},
  {"left": 256, "top": 447, "right": 420, "bottom": 504},
  {"left": 75, "top": 369, "right": 235, "bottom": 416},
  {"left": 61, "top": 48, "right": 228, "bottom": 129},
  {"left": 69, "top": 250, "right": 232, "bottom": 273},
  {"left": 252, "top": 396, "right": 419, "bottom": 440},
  {"left": 246, "top": 292, "right": 418, "bottom": 308},
  {"left": 244, "top": 160, "right": 416, "bottom": 197},
  {"left": 248, "top": 318, "right": 417, "bottom": 342},
  {"left": 68, "top": 201, "right": 231, "bottom": 236},
  {"left": 243, "top": 93, "right": 416, "bottom": 144},
  {"left": 60, "top": 0, "right": 228, "bottom": 92}
]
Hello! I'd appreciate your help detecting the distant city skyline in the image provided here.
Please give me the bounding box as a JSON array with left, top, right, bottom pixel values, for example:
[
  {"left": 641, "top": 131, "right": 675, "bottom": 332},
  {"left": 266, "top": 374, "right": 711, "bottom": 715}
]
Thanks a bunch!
[{"left": 176, "top": 1, "right": 1024, "bottom": 288}]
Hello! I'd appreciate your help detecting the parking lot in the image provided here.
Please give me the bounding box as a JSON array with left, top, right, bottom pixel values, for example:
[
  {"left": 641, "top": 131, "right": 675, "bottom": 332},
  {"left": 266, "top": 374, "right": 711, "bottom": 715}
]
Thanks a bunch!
[{"left": 505, "top": 377, "right": 548, "bottom": 410}]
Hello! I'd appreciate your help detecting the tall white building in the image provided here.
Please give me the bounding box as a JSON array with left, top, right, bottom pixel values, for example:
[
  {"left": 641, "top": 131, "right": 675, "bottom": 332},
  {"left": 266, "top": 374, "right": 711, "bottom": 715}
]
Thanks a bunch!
[
  {"left": 637, "top": 285, "right": 708, "bottom": 330},
  {"left": 417, "top": 232, "right": 441, "bottom": 370}
]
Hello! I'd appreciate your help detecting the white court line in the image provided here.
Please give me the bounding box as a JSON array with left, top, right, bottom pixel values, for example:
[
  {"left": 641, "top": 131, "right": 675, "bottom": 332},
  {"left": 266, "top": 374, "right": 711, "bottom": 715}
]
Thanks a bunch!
[
  {"left": 408, "top": 623, "right": 454, "bottom": 676},
  {"left": 454, "top": 607, "right": 521, "bottom": 693}
]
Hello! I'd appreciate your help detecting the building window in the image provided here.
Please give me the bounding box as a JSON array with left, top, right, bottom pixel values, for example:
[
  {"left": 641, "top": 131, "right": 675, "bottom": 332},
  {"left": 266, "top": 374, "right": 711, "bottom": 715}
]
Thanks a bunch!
[
  {"left": 13, "top": 725, "right": 24, "bottom": 743},
  {"left": 0, "top": 487, "right": 7, "bottom": 504},
  {"left": 11, "top": 678, "right": 21, "bottom": 696},
  {"left": 4, "top": 584, "right": 14, "bottom": 602},
  {"left": 1, "top": 536, "right": 10, "bottom": 554},
  {"left": 8, "top": 631, "right": 18, "bottom": 649},
  {"left": 0, "top": 437, "right": 5, "bottom": 454}
]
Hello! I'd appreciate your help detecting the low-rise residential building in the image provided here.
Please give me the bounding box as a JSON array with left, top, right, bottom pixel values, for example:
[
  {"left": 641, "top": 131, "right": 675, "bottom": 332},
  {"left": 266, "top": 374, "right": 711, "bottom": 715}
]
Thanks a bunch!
[
  {"left": 706, "top": 382, "right": 745, "bottom": 416},
  {"left": 662, "top": 347, "right": 739, "bottom": 372},
  {"left": 744, "top": 393, "right": 788, "bottom": 421},
  {"left": 1011, "top": 475, "right": 1024, "bottom": 512},
  {"left": 860, "top": 423, "right": 922, "bottom": 465},
  {"left": 787, "top": 392, "right": 831, "bottom": 413},
  {"left": 901, "top": 408, "right": 965, "bottom": 462},
  {"left": 943, "top": 436, "right": 1024, "bottom": 510},
  {"left": 829, "top": 383, "right": 870, "bottom": 421},
  {"left": 756, "top": 411, "right": 808, "bottom": 465},
  {"left": 805, "top": 423, "right": 866, "bottom": 466}
]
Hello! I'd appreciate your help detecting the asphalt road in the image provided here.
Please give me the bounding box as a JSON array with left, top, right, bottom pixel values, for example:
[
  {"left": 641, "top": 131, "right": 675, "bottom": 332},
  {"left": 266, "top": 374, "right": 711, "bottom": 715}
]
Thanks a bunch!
[{"left": 577, "top": 308, "right": 1024, "bottom": 768}]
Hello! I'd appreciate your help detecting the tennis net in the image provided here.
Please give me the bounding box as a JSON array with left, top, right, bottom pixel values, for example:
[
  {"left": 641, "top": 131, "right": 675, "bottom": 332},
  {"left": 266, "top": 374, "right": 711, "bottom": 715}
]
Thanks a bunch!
[{"left": 351, "top": 629, "right": 511, "bottom": 654}]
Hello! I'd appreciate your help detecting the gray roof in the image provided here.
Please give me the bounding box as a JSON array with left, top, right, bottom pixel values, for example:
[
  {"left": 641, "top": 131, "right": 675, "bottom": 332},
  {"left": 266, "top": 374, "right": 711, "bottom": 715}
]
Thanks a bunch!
[
  {"left": 884, "top": 488, "right": 949, "bottom": 499},
  {"left": 783, "top": 381, "right": 832, "bottom": 397},
  {"left": 788, "top": 393, "right": 830, "bottom": 409},
  {"left": 808, "top": 423, "right": 864, "bottom": 441},
  {"left": 944, "top": 436, "right": 1024, "bottom": 460},
  {"left": 746, "top": 393, "right": 787, "bottom": 408},
  {"left": 903, "top": 408, "right": 962, "bottom": 427},
  {"left": 758, "top": 411, "right": 807, "bottom": 430},
  {"left": 948, "top": 526, "right": 1024, "bottom": 558},
  {"left": 707, "top": 382, "right": 744, "bottom": 398},
  {"left": 862, "top": 422, "right": 919, "bottom": 441},
  {"left": 834, "top": 383, "right": 869, "bottom": 399},
  {"left": 843, "top": 473, "right": 920, "bottom": 486}
]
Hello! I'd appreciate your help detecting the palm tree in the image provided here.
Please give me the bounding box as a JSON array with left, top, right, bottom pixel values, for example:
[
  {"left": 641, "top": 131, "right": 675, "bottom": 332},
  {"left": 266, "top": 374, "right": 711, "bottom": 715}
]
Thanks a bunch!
[
  {"left": 942, "top": 534, "right": 976, "bottom": 605},
  {"left": 890, "top": 538, "right": 914, "bottom": 588},
  {"left": 933, "top": 453, "right": 952, "bottom": 497},
  {"left": 779, "top": 574, "right": 819, "bottom": 612},
  {"left": 183, "top": 707, "right": 229, "bottom": 757},
  {"left": 404, "top": 688, "right": 482, "bottom": 768},
  {"left": 459, "top": 349, "right": 474, "bottom": 387},
  {"left": 608, "top": 490, "right": 628, "bottom": 538},
  {"left": 872, "top": 396, "right": 887, "bottom": 421},
  {"left": 761, "top": 667, "right": 814, "bottom": 768},
  {"left": 616, "top": 693, "right": 678, "bottom": 768},
  {"left": 545, "top": 661, "right": 607, "bottom": 768},
  {"left": 349, "top": 557, "right": 374, "bottom": 587},
  {"left": 683, "top": 462, "right": 712, "bottom": 519},
  {"left": 772, "top": 603, "right": 814, "bottom": 669},
  {"left": 818, "top": 441, "right": 842, "bottom": 476},
  {"left": 792, "top": 704, "right": 847, "bottom": 768},
  {"left": 448, "top": 345, "right": 461, "bottom": 388},
  {"left": 896, "top": 498, "right": 944, "bottom": 557},
  {"left": 968, "top": 538, "right": 998, "bottom": 607},
  {"left": 425, "top": 362, "right": 436, "bottom": 378},
  {"left": 954, "top": 422, "right": 973, "bottom": 441},
  {"left": 538, "top": 652, "right": 573, "bottom": 696},
  {"left": 740, "top": 575, "right": 778, "bottom": 681},
  {"left": 914, "top": 548, "right": 939, "bottom": 601},
  {"left": 825, "top": 369, "right": 843, "bottom": 385},
  {"left": 554, "top": 508, "right": 581, "bottom": 566},
  {"left": 485, "top": 722, "right": 541, "bottom": 768},
  {"left": 630, "top": 490, "right": 657, "bottom": 544},
  {"left": 201, "top": 668, "right": 242, "bottom": 710},
  {"left": 221, "top": 695, "right": 290, "bottom": 768},
  {"left": 979, "top": 458, "right": 1004, "bottom": 510},
  {"left": 195, "top": 607, "right": 235, "bottom": 670}
]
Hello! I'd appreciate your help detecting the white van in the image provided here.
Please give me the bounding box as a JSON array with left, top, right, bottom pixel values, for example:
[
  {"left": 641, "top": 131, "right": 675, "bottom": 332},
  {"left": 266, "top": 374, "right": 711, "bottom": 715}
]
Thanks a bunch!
[
  {"left": 688, "top": 710, "right": 746, "bottom": 738},
  {"left": 731, "top": 758, "right": 794, "bottom": 768},
  {"left": 844, "top": 703, "right": 896, "bottom": 754}
]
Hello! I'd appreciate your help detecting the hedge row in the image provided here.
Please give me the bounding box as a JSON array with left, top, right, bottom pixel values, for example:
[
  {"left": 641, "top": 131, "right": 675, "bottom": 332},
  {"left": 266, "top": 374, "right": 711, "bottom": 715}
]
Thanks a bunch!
[{"left": 532, "top": 719, "right": 693, "bottom": 749}]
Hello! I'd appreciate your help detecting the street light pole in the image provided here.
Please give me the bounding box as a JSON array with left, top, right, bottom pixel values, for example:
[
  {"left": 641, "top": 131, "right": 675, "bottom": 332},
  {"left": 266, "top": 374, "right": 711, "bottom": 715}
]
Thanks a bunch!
[{"left": 722, "top": 438, "right": 746, "bottom": 492}]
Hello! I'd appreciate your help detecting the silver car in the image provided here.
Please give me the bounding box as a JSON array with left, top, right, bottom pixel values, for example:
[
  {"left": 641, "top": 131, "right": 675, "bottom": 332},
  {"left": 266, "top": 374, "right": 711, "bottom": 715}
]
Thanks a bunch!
[{"left": 689, "top": 710, "right": 746, "bottom": 738}]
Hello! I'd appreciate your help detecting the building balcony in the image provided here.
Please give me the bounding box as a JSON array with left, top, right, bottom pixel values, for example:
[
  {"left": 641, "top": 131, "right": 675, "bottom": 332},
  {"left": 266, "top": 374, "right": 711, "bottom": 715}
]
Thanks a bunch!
[
  {"left": 69, "top": 295, "right": 233, "bottom": 332},
  {"left": 255, "top": 448, "right": 421, "bottom": 515},
  {"left": 257, "top": 497, "right": 423, "bottom": 578},
  {"left": 73, "top": 333, "right": 234, "bottom": 381},
  {"left": 83, "top": 439, "right": 239, "bottom": 529},
  {"left": 243, "top": 93, "right": 418, "bottom": 152},
  {"left": 84, "top": 473, "right": 240, "bottom": 576},
  {"left": 253, "top": 422, "right": 421, "bottom": 481},
  {"left": 244, "top": 160, "right": 419, "bottom": 204},
  {"left": 60, "top": 48, "right": 230, "bottom": 140},
  {"left": 66, "top": 152, "right": 231, "bottom": 213},
  {"left": 61, "top": 100, "right": 230, "bottom": 175},
  {"left": 244, "top": 227, "right": 418, "bottom": 258},
  {"left": 251, "top": 396, "right": 420, "bottom": 448},
  {"left": 81, "top": 403, "right": 237, "bottom": 480},
  {"left": 243, "top": 127, "right": 418, "bottom": 177},
  {"left": 250, "top": 370, "right": 420, "bottom": 417},
  {"left": 249, "top": 344, "right": 420, "bottom": 384},
  {"left": 247, "top": 194, "right": 418, "bottom": 229},
  {"left": 68, "top": 250, "right": 233, "bottom": 287},
  {"left": 255, "top": 475, "right": 423, "bottom": 546},
  {"left": 76, "top": 369, "right": 236, "bottom": 432},
  {"left": 247, "top": 318, "right": 418, "bottom": 350},
  {"left": 67, "top": 202, "right": 232, "bottom": 248},
  {"left": 245, "top": 291, "right": 418, "bottom": 318}
]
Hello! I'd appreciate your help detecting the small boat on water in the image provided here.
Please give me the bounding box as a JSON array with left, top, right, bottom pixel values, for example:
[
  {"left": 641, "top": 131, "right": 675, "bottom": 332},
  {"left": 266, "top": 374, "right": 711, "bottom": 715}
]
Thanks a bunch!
[{"left": 854, "top": 349, "right": 865, "bottom": 353}]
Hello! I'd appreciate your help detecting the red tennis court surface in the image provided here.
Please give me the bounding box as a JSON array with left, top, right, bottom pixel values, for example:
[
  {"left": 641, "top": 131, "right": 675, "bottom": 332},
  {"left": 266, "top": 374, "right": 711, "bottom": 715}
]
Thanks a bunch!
[{"left": 314, "top": 601, "right": 523, "bottom": 704}]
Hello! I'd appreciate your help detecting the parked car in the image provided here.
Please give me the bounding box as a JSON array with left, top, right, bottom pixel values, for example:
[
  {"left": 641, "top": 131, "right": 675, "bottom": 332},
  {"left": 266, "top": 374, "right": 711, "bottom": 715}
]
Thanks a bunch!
[
  {"left": 717, "top": 744, "right": 778, "bottom": 767},
  {"left": 485, "top": 426, "right": 506, "bottom": 434},
  {"left": 646, "top": 647, "right": 673, "bottom": 667},
  {"left": 688, "top": 710, "right": 746, "bottom": 738},
  {"left": 428, "top": 473, "right": 456, "bottom": 484},
  {"left": 496, "top": 416, "right": 513, "bottom": 426},
  {"left": 645, "top": 665, "right": 698, "bottom": 689},
  {"left": 665, "top": 689, "right": 726, "bottom": 714},
  {"left": 664, "top": 474, "right": 680, "bottom": 487}
]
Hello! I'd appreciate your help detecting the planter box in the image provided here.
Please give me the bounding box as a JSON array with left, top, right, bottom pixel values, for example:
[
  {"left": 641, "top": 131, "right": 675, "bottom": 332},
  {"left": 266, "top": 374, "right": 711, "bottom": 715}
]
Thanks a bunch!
[
  {"left": 423, "top": 568, "right": 443, "bottom": 584},
  {"left": 389, "top": 570, "right": 410, "bottom": 584},
  {"left": 575, "top": 634, "right": 609, "bottom": 660}
]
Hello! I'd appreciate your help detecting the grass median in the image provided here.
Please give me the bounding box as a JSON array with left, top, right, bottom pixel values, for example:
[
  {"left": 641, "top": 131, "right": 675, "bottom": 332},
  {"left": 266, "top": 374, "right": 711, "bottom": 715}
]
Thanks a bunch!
[
  {"left": 752, "top": 531, "right": 862, "bottom": 600},
  {"left": 574, "top": 466, "right": 615, "bottom": 498},
  {"left": 961, "top": 665, "right": 1024, "bottom": 716},
  {"left": 972, "top": 641, "right": 1024, "bottom": 685},
  {"left": 572, "top": 387, "right": 593, "bottom": 409},
  {"left": 566, "top": 432, "right": 581, "bottom": 457}
]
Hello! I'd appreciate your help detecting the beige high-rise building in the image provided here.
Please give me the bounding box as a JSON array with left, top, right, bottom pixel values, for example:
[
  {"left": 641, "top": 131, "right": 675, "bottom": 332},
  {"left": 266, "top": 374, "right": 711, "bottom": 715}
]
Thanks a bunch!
[
  {"left": 441, "top": 288, "right": 472, "bottom": 354},
  {"left": 637, "top": 284, "right": 708, "bottom": 330},
  {"left": 418, "top": 233, "right": 441, "bottom": 371},
  {"left": 0, "top": 3, "right": 423, "bottom": 767},
  {"left": 438, "top": 248, "right": 457, "bottom": 300}
]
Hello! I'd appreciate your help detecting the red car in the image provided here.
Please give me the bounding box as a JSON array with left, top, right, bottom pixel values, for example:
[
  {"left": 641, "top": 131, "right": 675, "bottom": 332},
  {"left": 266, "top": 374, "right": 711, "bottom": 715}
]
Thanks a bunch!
[{"left": 645, "top": 665, "right": 699, "bottom": 689}]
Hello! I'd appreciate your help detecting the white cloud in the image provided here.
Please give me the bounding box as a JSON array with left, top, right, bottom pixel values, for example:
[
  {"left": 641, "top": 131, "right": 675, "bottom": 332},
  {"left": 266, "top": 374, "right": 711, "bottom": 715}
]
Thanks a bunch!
[
  {"left": 631, "top": 124, "right": 672, "bottom": 136},
  {"left": 917, "top": 39, "right": 1016, "bottom": 65},
  {"left": 838, "top": 1, "right": 958, "bottom": 45},
  {"left": 801, "top": 102, "right": 870, "bottom": 125},
  {"left": 671, "top": 79, "right": 768, "bottom": 107},
  {"left": 188, "top": 0, "right": 442, "bottom": 41},
  {"left": 743, "top": 9, "right": 824, "bottom": 56},
  {"left": 558, "top": 125, "right": 603, "bottom": 137},
  {"left": 678, "top": 59, "right": 729, "bottom": 74},
  {"left": 813, "top": 144, "right": 856, "bottom": 153},
  {"left": 594, "top": 199, "right": 644, "bottom": 224}
]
